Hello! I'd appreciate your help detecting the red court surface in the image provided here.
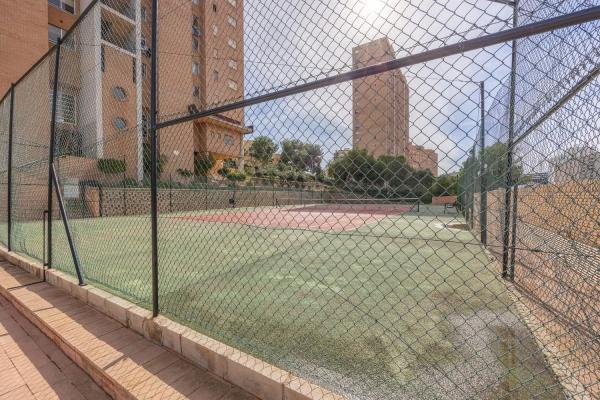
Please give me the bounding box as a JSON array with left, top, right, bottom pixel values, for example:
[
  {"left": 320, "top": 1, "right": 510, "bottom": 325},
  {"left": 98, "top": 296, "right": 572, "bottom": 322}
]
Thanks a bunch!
[{"left": 172, "top": 204, "right": 412, "bottom": 232}]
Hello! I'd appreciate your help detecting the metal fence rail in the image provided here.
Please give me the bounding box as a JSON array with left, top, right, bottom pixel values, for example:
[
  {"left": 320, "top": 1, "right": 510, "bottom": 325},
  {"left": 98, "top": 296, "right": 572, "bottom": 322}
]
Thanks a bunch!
[{"left": 0, "top": 0, "right": 598, "bottom": 398}]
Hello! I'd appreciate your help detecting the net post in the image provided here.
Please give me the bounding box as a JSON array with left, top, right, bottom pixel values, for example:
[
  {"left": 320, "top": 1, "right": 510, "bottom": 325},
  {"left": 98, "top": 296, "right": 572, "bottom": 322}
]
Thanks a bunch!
[
  {"left": 51, "top": 164, "right": 85, "bottom": 286},
  {"left": 479, "top": 81, "right": 487, "bottom": 246},
  {"left": 502, "top": 0, "right": 519, "bottom": 280},
  {"left": 47, "top": 40, "right": 62, "bottom": 269},
  {"left": 150, "top": 0, "right": 159, "bottom": 317},
  {"left": 509, "top": 184, "right": 519, "bottom": 280},
  {"left": 7, "top": 83, "right": 14, "bottom": 251}
]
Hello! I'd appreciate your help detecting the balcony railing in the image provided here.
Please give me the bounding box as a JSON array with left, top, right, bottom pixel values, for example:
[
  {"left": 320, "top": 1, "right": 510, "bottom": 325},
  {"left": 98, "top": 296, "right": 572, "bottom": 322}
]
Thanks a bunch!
[{"left": 101, "top": 0, "right": 135, "bottom": 20}]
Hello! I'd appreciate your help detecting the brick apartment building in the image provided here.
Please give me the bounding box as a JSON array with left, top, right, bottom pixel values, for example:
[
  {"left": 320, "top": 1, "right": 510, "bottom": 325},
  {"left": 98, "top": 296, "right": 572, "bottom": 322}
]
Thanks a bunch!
[
  {"left": 352, "top": 37, "right": 438, "bottom": 176},
  {"left": 0, "top": 0, "right": 249, "bottom": 181}
]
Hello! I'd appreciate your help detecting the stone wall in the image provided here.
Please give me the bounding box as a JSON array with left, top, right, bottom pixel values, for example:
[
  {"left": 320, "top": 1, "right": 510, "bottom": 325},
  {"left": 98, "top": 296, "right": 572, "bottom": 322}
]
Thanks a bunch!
[
  {"left": 470, "top": 180, "right": 600, "bottom": 396},
  {"left": 83, "top": 186, "right": 334, "bottom": 217},
  {"left": 431, "top": 195, "right": 457, "bottom": 205}
]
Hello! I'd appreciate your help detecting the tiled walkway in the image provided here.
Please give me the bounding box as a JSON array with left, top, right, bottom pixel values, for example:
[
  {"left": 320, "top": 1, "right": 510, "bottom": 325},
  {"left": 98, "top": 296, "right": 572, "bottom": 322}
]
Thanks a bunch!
[
  {"left": 0, "top": 261, "right": 258, "bottom": 399},
  {"left": 0, "top": 292, "right": 110, "bottom": 399}
]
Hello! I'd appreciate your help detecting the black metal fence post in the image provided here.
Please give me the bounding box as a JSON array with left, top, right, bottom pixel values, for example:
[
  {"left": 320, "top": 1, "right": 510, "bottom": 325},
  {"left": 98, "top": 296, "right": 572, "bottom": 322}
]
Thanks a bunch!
[
  {"left": 7, "top": 84, "right": 14, "bottom": 251},
  {"left": 502, "top": 1, "right": 519, "bottom": 280},
  {"left": 47, "top": 40, "right": 62, "bottom": 269},
  {"left": 509, "top": 184, "right": 519, "bottom": 279},
  {"left": 150, "top": 0, "right": 159, "bottom": 317},
  {"left": 51, "top": 164, "right": 85, "bottom": 285},
  {"left": 479, "top": 81, "right": 487, "bottom": 246}
]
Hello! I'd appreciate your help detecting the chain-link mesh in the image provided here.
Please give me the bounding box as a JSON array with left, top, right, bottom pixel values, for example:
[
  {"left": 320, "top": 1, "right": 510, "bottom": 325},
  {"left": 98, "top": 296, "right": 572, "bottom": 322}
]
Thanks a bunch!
[
  {"left": 0, "top": 0, "right": 598, "bottom": 398},
  {"left": 0, "top": 93, "right": 9, "bottom": 247},
  {"left": 9, "top": 51, "right": 56, "bottom": 262}
]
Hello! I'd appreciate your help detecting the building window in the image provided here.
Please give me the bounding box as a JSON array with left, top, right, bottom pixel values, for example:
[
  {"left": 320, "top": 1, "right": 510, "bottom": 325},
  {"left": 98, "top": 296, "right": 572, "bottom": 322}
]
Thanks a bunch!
[
  {"left": 212, "top": 24, "right": 218, "bottom": 35},
  {"left": 140, "top": 6, "right": 146, "bottom": 21},
  {"left": 213, "top": 48, "right": 218, "bottom": 58},
  {"left": 113, "top": 117, "right": 128, "bottom": 131},
  {"left": 212, "top": 3, "right": 217, "bottom": 12},
  {"left": 132, "top": 59, "right": 136, "bottom": 82},
  {"left": 227, "top": 15, "right": 236, "bottom": 27},
  {"left": 49, "top": 0, "right": 75, "bottom": 14},
  {"left": 193, "top": 86, "right": 200, "bottom": 98},
  {"left": 192, "top": 38, "right": 199, "bottom": 51},
  {"left": 224, "top": 134, "right": 234, "bottom": 145},
  {"left": 228, "top": 59, "right": 237, "bottom": 70},
  {"left": 228, "top": 79, "right": 238, "bottom": 90},
  {"left": 213, "top": 70, "right": 219, "bottom": 81},
  {"left": 192, "top": 62, "right": 200, "bottom": 75},
  {"left": 48, "top": 24, "right": 74, "bottom": 48},
  {"left": 101, "top": 46, "right": 105, "bottom": 72},
  {"left": 142, "top": 113, "right": 149, "bottom": 138},
  {"left": 227, "top": 38, "right": 236, "bottom": 49},
  {"left": 112, "top": 86, "right": 127, "bottom": 101},
  {"left": 228, "top": 0, "right": 236, "bottom": 6},
  {"left": 192, "top": 15, "right": 201, "bottom": 36},
  {"left": 51, "top": 90, "right": 76, "bottom": 124},
  {"left": 142, "top": 63, "right": 148, "bottom": 79},
  {"left": 192, "top": 0, "right": 199, "bottom": 4}
]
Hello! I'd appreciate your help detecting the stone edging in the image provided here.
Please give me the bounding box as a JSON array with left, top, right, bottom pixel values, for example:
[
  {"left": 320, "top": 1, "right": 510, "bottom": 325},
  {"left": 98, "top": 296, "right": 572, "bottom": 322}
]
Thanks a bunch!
[{"left": 0, "top": 246, "right": 343, "bottom": 400}]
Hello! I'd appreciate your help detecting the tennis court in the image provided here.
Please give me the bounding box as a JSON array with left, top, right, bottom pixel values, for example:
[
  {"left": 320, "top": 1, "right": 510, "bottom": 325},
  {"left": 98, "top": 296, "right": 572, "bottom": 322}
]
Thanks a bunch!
[{"left": 7, "top": 201, "right": 564, "bottom": 399}]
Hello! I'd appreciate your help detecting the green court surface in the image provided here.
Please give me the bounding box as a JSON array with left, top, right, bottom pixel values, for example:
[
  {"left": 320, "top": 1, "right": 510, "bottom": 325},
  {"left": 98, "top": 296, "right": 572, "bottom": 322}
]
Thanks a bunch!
[{"left": 6, "top": 205, "right": 563, "bottom": 399}]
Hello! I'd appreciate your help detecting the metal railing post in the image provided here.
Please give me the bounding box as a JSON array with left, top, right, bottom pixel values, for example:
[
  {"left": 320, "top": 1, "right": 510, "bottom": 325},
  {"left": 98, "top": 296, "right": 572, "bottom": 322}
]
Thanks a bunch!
[
  {"left": 150, "top": 0, "right": 159, "bottom": 317},
  {"left": 7, "top": 84, "right": 14, "bottom": 251},
  {"left": 47, "top": 39, "right": 62, "bottom": 269},
  {"left": 479, "top": 81, "right": 487, "bottom": 246},
  {"left": 502, "top": 1, "right": 519, "bottom": 280},
  {"left": 51, "top": 164, "right": 85, "bottom": 286}
]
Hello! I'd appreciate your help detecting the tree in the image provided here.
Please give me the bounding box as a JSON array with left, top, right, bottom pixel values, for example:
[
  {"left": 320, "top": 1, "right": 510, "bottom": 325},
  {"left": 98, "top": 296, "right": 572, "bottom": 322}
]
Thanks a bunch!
[
  {"left": 194, "top": 152, "right": 214, "bottom": 176},
  {"left": 482, "top": 142, "right": 523, "bottom": 190},
  {"left": 431, "top": 174, "right": 458, "bottom": 197},
  {"left": 280, "top": 139, "right": 323, "bottom": 173},
  {"left": 249, "top": 136, "right": 278, "bottom": 165}
]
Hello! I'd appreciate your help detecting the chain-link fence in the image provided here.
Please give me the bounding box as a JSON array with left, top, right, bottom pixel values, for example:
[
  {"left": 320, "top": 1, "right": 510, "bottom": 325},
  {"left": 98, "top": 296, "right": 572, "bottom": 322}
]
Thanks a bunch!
[{"left": 0, "top": 0, "right": 598, "bottom": 398}]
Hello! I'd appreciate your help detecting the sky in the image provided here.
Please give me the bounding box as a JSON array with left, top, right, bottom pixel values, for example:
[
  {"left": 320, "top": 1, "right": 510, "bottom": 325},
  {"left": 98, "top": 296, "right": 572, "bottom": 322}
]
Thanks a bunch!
[
  {"left": 240, "top": 0, "right": 514, "bottom": 174},
  {"left": 236, "top": 0, "right": 599, "bottom": 174}
]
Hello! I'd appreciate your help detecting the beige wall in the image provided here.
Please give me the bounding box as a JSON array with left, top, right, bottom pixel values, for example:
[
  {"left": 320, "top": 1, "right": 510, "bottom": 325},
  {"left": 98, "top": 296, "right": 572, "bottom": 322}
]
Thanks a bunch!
[
  {"left": 0, "top": 0, "right": 49, "bottom": 96},
  {"left": 101, "top": 45, "right": 139, "bottom": 178},
  {"left": 470, "top": 181, "right": 600, "bottom": 397}
]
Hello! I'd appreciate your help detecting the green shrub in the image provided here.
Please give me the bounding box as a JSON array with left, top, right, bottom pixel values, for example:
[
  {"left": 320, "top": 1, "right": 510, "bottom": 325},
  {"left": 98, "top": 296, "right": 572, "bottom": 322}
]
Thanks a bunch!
[
  {"left": 97, "top": 158, "right": 126, "bottom": 174},
  {"left": 177, "top": 168, "right": 193, "bottom": 178}
]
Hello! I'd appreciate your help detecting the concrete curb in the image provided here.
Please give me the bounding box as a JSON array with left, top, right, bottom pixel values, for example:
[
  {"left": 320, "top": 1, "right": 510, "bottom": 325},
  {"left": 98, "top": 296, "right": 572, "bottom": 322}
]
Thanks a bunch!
[{"left": 0, "top": 246, "right": 344, "bottom": 400}]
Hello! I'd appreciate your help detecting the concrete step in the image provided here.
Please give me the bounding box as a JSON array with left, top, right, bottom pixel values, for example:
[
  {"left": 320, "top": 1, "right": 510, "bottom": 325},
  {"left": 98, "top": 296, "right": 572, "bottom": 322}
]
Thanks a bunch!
[{"left": 0, "top": 261, "right": 257, "bottom": 400}]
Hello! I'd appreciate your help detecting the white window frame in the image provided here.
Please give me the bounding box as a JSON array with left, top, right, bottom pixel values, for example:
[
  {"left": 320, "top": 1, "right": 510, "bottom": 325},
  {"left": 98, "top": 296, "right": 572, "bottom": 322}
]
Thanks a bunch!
[
  {"left": 228, "top": 59, "right": 237, "bottom": 70},
  {"left": 192, "top": 62, "right": 200, "bottom": 75},
  {"left": 51, "top": 90, "right": 77, "bottom": 125},
  {"left": 228, "top": 0, "right": 237, "bottom": 6},
  {"left": 212, "top": 24, "right": 218, "bottom": 35},
  {"left": 227, "top": 38, "right": 237, "bottom": 49},
  {"left": 227, "top": 79, "right": 238, "bottom": 90},
  {"left": 227, "top": 15, "right": 236, "bottom": 27},
  {"left": 48, "top": 0, "right": 76, "bottom": 15},
  {"left": 48, "top": 24, "right": 75, "bottom": 49}
]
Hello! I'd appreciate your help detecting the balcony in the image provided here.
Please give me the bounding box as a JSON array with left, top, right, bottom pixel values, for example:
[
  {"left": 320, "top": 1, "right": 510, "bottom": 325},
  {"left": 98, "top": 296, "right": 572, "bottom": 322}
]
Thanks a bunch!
[
  {"left": 101, "top": 0, "right": 135, "bottom": 20},
  {"left": 101, "top": 9, "right": 136, "bottom": 53}
]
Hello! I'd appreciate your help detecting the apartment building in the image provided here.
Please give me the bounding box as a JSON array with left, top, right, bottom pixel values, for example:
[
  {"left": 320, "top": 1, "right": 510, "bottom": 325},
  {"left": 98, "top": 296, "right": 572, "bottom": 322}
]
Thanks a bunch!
[
  {"left": 0, "top": 0, "right": 248, "bottom": 181},
  {"left": 352, "top": 37, "right": 438, "bottom": 176}
]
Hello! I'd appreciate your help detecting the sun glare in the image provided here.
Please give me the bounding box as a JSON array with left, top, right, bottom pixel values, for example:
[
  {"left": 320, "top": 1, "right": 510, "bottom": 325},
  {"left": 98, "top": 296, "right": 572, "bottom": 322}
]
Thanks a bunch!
[{"left": 360, "top": 0, "right": 385, "bottom": 18}]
